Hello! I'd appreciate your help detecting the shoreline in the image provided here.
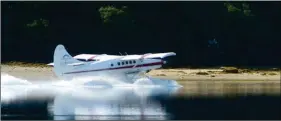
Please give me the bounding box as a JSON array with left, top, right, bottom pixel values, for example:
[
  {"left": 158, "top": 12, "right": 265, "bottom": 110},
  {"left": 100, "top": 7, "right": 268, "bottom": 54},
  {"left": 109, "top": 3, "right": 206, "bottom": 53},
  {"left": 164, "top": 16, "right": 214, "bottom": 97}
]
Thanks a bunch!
[{"left": 1, "top": 64, "right": 280, "bottom": 81}]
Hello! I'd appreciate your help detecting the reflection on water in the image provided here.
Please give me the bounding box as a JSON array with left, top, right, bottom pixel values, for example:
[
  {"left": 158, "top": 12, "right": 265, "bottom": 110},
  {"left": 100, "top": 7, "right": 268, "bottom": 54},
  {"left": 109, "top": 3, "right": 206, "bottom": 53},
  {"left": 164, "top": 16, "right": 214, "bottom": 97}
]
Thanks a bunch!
[
  {"left": 51, "top": 86, "right": 180, "bottom": 120},
  {"left": 1, "top": 77, "right": 181, "bottom": 120},
  {"left": 1, "top": 73, "right": 280, "bottom": 120}
]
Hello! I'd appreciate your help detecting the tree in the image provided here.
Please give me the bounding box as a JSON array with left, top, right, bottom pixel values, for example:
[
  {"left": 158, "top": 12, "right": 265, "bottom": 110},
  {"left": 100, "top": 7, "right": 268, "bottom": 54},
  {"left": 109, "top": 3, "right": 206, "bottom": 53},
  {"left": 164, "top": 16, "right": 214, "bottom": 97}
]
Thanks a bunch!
[
  {"left": 224, "top": 2, "right": 254, "bottom": 16},
  {"left": 99, "top": 5, "right": 128, "bottom": 24}
]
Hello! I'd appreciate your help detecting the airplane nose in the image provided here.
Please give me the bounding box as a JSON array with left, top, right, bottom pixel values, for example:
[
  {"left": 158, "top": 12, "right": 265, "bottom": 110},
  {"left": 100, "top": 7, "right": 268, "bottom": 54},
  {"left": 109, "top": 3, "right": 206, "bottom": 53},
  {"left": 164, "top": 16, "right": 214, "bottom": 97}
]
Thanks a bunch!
[{"left": 160, "top": 60, "right": 167, "bottom": 64}]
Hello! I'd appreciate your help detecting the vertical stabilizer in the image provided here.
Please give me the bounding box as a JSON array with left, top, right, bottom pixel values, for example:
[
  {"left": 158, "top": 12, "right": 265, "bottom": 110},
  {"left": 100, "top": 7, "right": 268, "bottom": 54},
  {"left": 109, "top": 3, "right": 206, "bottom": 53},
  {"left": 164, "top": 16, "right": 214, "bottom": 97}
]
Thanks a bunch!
[{"left": 53, "top": 44, "right": 82, "bottom": 79}]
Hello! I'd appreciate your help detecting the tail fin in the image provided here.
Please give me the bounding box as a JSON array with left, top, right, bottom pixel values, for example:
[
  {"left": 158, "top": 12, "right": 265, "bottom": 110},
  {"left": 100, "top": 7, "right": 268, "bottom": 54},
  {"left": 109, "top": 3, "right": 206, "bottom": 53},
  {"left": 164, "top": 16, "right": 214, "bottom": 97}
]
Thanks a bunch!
[{"left": 53, "top": 44, "right": 83, "bottom": 79}]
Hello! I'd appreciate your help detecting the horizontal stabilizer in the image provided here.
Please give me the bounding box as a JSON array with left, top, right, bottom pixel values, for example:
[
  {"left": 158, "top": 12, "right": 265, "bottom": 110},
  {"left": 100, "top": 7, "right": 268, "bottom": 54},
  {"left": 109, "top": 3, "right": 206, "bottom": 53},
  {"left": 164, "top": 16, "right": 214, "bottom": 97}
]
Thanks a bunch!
[
  {"left": 47, "top": 63, "right": 54, "bottom": 66},
  {"left": 67, "top": 62, "right": 85, "bottom": 66}
]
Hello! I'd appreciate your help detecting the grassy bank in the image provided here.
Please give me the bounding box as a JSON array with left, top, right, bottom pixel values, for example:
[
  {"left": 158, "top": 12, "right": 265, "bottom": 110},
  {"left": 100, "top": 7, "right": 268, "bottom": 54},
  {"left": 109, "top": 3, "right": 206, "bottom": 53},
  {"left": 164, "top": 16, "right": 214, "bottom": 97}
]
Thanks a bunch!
[{"left": 1, "top": 61, "right": 50, "bottom": 68}]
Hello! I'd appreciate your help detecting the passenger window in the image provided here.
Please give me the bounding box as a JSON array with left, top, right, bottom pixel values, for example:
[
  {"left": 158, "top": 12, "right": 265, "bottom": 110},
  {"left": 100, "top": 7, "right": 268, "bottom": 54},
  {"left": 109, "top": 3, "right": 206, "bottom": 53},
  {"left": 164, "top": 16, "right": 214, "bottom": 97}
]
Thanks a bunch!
[
  {"left": 125, "top": 61, "right": 128, "bottom": 64},
  {"left": 117, "top": 62, "right": 120, "bottom": 66},
  {"left": 129, "top": 61, "right": 132, "bottom": 64},
  {"left": 122, "top": 62, "right": 124, "bottom": 65},
  {"left": 133, "top": 60, "right": 136, "bottom": 63},
  {"left": 111, "top": 64, "right": 114, "bottom": 67}
]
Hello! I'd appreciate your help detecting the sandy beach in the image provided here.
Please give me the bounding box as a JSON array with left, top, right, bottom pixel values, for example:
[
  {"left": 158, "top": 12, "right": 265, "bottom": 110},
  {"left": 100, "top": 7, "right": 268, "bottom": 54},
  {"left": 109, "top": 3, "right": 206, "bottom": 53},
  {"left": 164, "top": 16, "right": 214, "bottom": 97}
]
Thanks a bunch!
[{"left": 1, "top": 64, "right": 280, "bottom": 81}]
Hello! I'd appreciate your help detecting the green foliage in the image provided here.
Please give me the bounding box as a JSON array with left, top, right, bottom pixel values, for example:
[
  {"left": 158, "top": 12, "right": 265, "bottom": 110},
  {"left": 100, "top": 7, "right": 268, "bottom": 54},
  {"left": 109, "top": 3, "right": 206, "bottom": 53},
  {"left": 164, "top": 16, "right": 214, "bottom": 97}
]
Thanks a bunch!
[
  {"left": 99, "top": 5, "right": 128, "bottom": 23},
  {"left": 26, "top": 20, "right": 38, "bottom": 27},
  {"left": 243, "top": 10, "right": 253, "bottom": 16},
  {"left": 26, "top": 18, "right": 49, "bottom": 28},
  {"left": 224, "top": 2, "right": 241, "bottom": 13},
  {"left": 242, "top": 3, "right": 254, "bottom": 16},
  {"left": 224, "top": 2, "right": 254, "bottom": 16}
]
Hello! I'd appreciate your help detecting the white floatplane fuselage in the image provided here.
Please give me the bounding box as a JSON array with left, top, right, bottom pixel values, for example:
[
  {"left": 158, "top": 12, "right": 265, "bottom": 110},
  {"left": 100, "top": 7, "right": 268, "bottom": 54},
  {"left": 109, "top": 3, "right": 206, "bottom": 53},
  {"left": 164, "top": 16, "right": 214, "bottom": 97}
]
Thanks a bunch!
[{"left": 50, "top": 44, "right": 176, "bottom": 83}]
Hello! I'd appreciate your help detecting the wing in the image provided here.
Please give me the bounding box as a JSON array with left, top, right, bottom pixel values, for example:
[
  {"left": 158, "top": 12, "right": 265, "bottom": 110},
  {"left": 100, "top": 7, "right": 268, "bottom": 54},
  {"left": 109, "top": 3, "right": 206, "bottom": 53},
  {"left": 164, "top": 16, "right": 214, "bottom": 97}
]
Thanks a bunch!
[
  {"left": 47, "top": 54, "right": 122, "bottom": 66},
  {"left": 47, "top": 54, "right": 98, "bottom": 66},
  {"left": 121, "top": 52, "right": 176, "bottom": 60},
  {"left": 73, "top": 54, "right": 99, "bottom": 61},
  {"left": 144, "top": 52, "right": 176, "bottom": 59},
  {"left": 74, "top": 54, "right": 123, "bottom": 61}
]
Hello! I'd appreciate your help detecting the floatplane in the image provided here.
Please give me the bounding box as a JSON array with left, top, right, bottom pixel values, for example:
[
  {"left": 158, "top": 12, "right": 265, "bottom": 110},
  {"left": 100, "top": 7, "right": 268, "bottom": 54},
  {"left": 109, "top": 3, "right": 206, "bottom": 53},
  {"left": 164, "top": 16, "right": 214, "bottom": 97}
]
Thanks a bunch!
[{"left": 48, "top": 44, "right": 176, "bottom": 83}]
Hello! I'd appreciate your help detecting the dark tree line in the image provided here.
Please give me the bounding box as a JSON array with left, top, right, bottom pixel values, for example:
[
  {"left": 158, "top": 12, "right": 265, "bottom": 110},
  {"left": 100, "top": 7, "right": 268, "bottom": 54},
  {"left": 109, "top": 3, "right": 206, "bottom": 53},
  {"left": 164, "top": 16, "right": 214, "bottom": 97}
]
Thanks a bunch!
[{"left": 1, "top": 2, "right": 281, "bottom": 67}]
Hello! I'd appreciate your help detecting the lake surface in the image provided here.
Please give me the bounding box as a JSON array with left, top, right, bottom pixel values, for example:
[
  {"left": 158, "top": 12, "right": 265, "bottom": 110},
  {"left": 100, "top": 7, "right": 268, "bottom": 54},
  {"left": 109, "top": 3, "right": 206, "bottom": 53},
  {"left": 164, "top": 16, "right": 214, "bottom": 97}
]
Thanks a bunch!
[{"left": 1, "top": 73, "right": 280, "bottom": 120}]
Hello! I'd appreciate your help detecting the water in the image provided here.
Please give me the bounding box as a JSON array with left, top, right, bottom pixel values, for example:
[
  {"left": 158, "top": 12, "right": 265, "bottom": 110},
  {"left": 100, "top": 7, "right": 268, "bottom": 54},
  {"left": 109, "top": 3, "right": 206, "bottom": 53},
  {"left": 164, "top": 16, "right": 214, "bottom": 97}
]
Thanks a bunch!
[
  {"left": 1, "top": 73, "right": 280, "bottom": 120},
  {"left": 1, "top": 73, "right": 182, "bottom": 120}
]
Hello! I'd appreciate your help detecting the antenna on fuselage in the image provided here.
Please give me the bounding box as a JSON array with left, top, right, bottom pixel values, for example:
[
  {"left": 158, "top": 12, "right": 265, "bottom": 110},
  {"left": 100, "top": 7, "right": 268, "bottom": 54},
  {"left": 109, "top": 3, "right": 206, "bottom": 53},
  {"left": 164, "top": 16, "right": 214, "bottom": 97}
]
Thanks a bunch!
[
  {"left": 125, "top": 52, "right": 128, "bottom": 55},
  {"left": 119, "top": 52, "right": 123, "bottom": 55}
]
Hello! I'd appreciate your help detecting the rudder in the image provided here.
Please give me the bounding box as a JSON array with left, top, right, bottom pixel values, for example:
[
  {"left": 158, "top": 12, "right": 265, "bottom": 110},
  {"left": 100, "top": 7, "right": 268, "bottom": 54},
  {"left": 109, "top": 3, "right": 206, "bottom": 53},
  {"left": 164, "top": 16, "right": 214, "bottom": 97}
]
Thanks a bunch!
[{"left": 53, "top": 44, "right": 82, "bottom": 79}]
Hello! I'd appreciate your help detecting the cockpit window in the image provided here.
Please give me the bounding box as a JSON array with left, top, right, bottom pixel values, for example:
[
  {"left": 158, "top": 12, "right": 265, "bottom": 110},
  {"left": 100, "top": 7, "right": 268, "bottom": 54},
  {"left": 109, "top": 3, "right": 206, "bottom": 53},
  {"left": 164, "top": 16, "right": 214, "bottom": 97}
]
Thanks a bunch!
[
  {"left": 87, "top": 59, "right": 100, "bottom": 61},
  {"left": 150, "top": 57, "right": 161, "bottom": 59},
  {"left": 77, "top": 59, "right": 87, "bottom": 61}
]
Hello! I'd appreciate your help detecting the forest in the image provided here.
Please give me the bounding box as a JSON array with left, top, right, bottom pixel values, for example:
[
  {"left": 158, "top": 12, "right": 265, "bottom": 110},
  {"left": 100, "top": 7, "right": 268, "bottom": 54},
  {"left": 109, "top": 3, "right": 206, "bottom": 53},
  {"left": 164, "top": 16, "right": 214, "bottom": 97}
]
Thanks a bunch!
[{"left": 1, "top": 2, "right": 280, "bottom": 67}]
